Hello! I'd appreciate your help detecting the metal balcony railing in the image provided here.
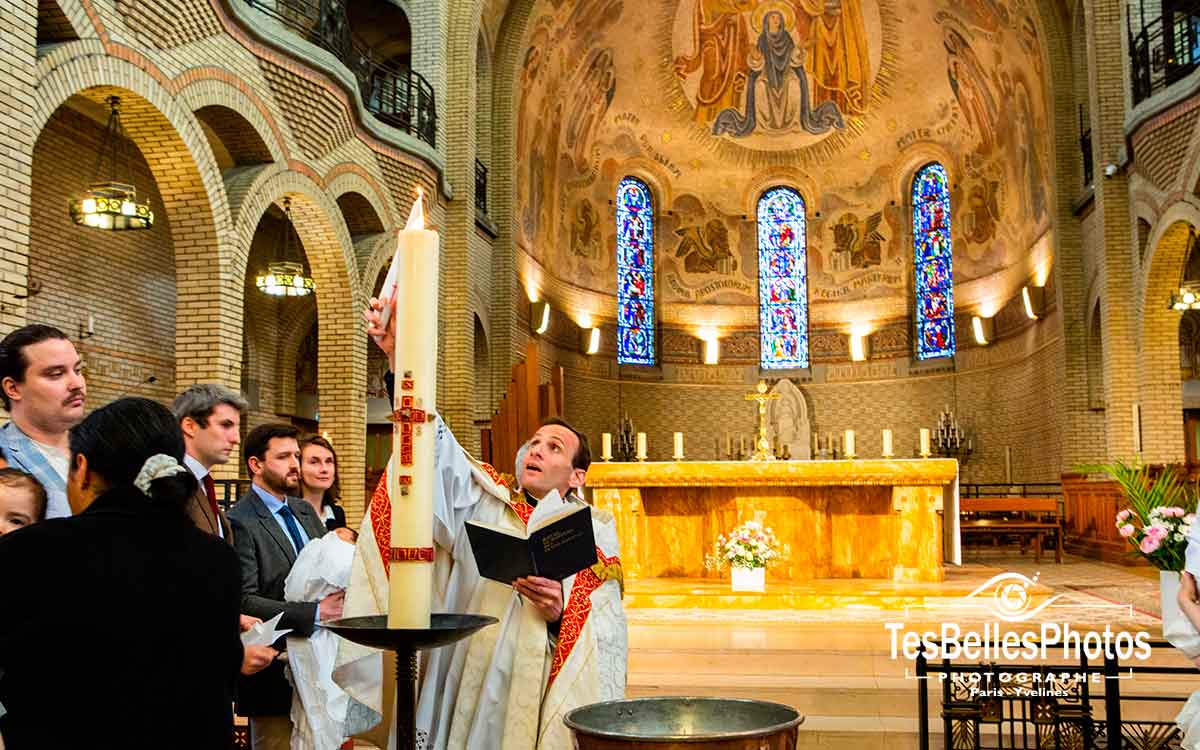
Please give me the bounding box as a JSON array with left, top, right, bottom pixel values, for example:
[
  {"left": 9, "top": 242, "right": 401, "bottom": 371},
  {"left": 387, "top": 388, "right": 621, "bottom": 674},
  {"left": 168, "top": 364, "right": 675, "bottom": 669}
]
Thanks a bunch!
[
  {"left": 244, "top": 0, "right": 437, "bottom": 148},
  {"left": 474, "top": 158, "right": 488, "bottom": 216},
  {"left": 1129, "top": 0, "right": 1200, "bottom": 105}
]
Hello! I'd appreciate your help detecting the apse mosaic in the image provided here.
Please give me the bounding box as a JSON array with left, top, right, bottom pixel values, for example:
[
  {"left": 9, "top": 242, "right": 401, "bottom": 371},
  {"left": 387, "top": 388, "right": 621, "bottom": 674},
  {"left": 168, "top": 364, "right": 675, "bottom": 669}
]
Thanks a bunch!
[{"left": 513, "top": 0, "right": 1053, "bottom": 321}]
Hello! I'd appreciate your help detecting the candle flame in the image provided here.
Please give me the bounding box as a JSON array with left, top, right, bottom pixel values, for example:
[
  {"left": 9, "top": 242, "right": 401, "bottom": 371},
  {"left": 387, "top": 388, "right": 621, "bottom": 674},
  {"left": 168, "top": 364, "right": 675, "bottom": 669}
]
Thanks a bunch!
[{"left": 405, "top": 189, "right": 425, "bottom": 231}]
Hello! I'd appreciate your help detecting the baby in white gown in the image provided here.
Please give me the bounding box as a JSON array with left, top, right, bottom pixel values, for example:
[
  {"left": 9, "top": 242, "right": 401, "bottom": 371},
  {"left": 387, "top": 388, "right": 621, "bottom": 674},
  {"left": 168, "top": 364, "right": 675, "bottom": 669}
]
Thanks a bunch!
[{"left": 285, "top": 527, "right": 357, "bottom": 750}]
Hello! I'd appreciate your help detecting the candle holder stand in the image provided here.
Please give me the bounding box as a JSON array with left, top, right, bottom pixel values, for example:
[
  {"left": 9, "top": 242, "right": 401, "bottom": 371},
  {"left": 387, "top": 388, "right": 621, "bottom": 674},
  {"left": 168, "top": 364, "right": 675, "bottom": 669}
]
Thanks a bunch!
[{"left": 325, "top": 614, "right": 497, "bottom": 750}]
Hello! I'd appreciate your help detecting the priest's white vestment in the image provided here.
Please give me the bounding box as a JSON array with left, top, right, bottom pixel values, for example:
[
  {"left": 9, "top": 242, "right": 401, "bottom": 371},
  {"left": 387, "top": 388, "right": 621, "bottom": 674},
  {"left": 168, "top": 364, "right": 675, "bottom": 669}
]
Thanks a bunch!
[{"left": 333, "top": 418, "right": 627, "bottom": 750}]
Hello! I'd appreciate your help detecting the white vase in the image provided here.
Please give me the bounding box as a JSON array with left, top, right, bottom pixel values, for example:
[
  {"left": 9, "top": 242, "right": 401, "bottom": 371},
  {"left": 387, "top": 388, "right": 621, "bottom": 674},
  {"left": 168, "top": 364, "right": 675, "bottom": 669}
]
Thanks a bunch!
[{"left": 731, "top": 566, "right": 765, "bottom": 592}]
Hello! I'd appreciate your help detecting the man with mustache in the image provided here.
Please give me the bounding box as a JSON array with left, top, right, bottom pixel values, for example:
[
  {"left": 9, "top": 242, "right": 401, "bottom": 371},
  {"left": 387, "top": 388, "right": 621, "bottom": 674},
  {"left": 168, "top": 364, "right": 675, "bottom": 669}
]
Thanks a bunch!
[
  {"left": 228, "top": 423, "right": 343, "bottom": 750},
  {"left": 0, "top": 324, "right": 87, "bottom": 519}
]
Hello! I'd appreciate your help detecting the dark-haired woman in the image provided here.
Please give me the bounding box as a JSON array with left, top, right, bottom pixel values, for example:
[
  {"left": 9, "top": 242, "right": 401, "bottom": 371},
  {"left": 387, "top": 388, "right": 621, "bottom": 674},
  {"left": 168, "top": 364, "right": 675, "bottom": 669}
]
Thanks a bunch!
[
  {"left": 0, "top": 397, "right": 247, "bottom": 748},
  {"left": 298, "top": 434, "right": 346, "bottom": 530}
]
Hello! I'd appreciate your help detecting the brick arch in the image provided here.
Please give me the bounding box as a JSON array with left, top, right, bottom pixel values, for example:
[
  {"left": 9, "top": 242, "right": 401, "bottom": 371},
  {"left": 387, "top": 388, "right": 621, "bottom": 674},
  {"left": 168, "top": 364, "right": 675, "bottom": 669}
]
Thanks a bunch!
[
  {"left": 1138, "top": 200, "right": 1200, "bottom": 462},
  {"left": 178, "top": 77, "right": 287, "bottom": 165},
  {"left": 361, "top": 234, "right": 396, "bottom": 291},
  {"left": 231, "top": 168, "right": 368, "bottom": 512},
  {"left": 326, "top": 167, "right": 396, "bottom": 229},
  {"left": 31, "top": 51, "right": 242, "bottom": 392}
]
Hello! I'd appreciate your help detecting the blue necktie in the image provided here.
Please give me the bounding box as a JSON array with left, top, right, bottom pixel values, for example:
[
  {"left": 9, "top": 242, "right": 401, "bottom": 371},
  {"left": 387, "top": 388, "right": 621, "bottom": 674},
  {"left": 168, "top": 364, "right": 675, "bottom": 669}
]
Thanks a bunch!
[{"left": 278, "top": 504, "right": 306, "bottom": 554}]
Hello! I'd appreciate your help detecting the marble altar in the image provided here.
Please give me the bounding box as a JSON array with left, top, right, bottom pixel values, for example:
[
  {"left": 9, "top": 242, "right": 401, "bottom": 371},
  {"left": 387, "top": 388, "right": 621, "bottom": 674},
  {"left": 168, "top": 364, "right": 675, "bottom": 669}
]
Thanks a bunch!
[{"left": 586, "top": 460, "right": 959, "bottom": 584}]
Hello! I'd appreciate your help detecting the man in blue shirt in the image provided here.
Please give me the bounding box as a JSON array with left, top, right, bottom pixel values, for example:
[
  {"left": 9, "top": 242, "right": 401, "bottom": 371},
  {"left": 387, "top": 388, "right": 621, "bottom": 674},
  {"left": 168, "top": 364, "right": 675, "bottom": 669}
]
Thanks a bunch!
[
  {"left": 228, "top": 423, "right": 343, "bottom": 750},
  {"left": 0, "top": 324, "right": 87, "bottom": 519}
]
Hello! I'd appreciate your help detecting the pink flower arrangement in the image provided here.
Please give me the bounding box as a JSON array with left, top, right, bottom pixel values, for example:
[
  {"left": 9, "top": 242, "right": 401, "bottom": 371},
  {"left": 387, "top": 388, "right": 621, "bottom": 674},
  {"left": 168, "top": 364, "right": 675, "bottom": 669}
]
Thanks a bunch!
[
  {"left": 704, "top": 520, "right": 782, "bottom": 571},
  {"left": 1093, "top": 460, "right": 1196, "bottom": 571},
  {"left": 1113, "top": 504, "right": 1194, "bottom": 570}
]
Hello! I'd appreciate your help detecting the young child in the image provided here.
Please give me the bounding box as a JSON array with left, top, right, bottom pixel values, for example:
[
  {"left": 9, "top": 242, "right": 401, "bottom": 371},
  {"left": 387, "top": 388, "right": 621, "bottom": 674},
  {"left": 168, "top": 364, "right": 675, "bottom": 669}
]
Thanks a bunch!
[
  {"left": 0, "top": 468, "right": 47, "bottom": 536},
  {"left": 284, "top": 526, "right": 358, "bottom": 750}
]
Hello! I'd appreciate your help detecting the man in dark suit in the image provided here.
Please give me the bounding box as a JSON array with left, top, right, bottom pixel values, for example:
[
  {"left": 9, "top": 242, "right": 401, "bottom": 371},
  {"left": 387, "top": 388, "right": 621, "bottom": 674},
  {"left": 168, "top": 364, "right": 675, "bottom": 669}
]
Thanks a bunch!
[
  {"left": 172, "top": 383, "right": 247, "bottom": 541},
  {"left": 228, "top": 423, "right": 344, "bottom": 750}
]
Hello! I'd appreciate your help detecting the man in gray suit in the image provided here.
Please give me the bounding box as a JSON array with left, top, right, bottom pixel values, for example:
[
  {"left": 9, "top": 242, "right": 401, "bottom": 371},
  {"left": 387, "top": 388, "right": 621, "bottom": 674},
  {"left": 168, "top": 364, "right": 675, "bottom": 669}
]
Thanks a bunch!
[{"left": 228, "top": 423, "right": 345, "bottom": 750}]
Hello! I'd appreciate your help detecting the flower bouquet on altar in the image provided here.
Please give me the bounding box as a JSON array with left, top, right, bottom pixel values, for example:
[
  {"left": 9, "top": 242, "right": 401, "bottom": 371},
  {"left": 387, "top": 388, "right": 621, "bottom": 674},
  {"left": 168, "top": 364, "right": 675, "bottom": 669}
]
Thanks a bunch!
[{"left": 704, "top": 520, "right": 782, "bottom": 592}]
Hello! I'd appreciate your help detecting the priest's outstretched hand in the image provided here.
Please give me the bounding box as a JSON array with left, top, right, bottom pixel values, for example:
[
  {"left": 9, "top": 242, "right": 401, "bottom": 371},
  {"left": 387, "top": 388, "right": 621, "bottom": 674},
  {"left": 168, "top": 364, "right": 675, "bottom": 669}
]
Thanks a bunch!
[
  {"left": 364, "top": 293, "right": 397, "bottom": 358},
  {"left": 514, "top": 575, "right": 564, "bottom": 622}
]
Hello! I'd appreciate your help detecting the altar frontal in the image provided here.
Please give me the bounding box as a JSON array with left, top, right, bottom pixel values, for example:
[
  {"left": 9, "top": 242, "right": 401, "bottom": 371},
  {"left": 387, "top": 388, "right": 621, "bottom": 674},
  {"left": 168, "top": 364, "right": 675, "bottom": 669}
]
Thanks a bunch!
[{"left": 588, "top": 459, "right": 959, "bottom": 584}]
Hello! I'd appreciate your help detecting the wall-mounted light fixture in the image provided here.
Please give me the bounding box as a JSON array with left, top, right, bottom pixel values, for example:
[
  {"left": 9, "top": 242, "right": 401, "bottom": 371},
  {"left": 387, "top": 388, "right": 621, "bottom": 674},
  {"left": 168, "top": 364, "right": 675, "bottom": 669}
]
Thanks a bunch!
[
  {"left": 1022, "top": 286, "right": 1047, "bottom": 319},
  {"left": 531, "top": 300, "right": 550, "bottom": 334},
  {"left": 580, "top": 326, "right": 600, "bottom": 355},
  {"left": 698, "top": 330, "right": 719, "bottom": 364},
  {"left": 971, "top": 315, "right": 995, "bottom": 345},
  {"left": 849, "top": 332, "right": 869, "bottom": 362}
]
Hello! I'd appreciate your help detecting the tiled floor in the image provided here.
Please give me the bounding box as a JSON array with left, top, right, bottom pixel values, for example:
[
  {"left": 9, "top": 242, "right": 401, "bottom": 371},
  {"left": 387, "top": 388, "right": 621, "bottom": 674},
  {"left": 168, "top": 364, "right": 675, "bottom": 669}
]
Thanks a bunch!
[
  {"left": 348, "top": 553, "right": 1191, "bottom": 748},
  {"left": 622, "top": 553, "right": 1192, "bottom": 749}
]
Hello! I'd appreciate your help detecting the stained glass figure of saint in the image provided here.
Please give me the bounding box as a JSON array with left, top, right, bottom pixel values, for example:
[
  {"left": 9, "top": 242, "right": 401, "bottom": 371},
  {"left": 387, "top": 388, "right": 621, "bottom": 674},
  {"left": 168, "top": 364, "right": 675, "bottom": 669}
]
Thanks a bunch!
[
  {"left": 913, "top": 163, "right": 956, "bottom": 359},
  {"left": 757, "top": 187, "right": 809, "bottom": 369},
  {"left": 617, "top": 177, "right": 655, "bottom": 365}
]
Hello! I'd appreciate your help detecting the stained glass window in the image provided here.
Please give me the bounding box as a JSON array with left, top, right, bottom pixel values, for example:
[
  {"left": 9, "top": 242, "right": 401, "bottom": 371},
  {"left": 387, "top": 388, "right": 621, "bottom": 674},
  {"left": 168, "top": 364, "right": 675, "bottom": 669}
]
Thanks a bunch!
[
  {"left": 913, "top": 163, "right": 956, "bottom": 360},
  {"left": 757, "top": 187, "right": 809, "bottom": 369},
  {"left": 616, "top": 177, "right": 655, "bottom": 365}
]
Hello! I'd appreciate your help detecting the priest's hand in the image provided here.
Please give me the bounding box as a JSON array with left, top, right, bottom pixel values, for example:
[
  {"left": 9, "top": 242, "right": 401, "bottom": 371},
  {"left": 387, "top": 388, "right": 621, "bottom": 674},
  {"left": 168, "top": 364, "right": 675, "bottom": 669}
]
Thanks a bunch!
[
  {"left": 241, "top": 645, "right": 278, "bottom": 676},
  {"left": 365, "top": 293, "right": 397, "bottom": 358},
  {"left": 515, "top": 576, "right": 563, "bottom": 622},
  {"left": 239, "top": 614, "right": 262, "bottom": 632}
]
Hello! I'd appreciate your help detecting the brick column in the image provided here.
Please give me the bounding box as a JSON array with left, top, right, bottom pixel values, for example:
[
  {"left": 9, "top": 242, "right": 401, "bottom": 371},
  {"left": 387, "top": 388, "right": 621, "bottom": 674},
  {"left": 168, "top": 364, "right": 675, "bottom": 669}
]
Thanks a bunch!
[
  {"left": 0, "top": 0, "right": 35, "bottom": 336},
  {"left": 488, "top": 0, "right": 539, "bottom": 413},
  {"left": 1086, "top": 0, "right": 1140, "bottom": 461},
  {"left": 434, "top": 0, "right": 482, "bottom": 455}
]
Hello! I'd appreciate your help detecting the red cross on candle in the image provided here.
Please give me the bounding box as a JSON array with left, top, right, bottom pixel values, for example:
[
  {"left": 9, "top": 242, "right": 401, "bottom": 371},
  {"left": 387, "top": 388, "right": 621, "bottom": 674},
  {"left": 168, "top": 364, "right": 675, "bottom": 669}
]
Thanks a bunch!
[{"left": 392, "top": 373, "right": 430, "bottom": 494}]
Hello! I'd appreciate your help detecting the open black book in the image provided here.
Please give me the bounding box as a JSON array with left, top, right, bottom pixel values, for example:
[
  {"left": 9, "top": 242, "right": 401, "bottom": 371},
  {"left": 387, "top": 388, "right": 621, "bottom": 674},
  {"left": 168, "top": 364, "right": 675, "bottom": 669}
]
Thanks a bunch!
[{"left": 465, "top": 501, "right": 598, "bottom": 583}]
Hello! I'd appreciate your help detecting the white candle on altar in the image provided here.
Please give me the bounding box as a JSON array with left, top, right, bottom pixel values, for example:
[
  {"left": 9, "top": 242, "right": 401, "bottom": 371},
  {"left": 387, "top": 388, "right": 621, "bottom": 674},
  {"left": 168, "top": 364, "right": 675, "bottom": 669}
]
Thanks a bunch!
[
  {"left": 601, "top": 432, "right": 612, "bottom": 461},
  {"left": 919, "top": 428, "right": 931, "bottom": 457},
  {"left": 1004, "top": 446, "right": 1013, "bottom": 484},
  {"left": 844, "top": 429, "right": 855, "bottom": 458},
  {"left": 881, "top": 429, "right": 894, "bottom": 457},
  {"left": 636, "top": 432, "right": 647, "bottom": 460},
  {"left": 673, "top": 432, "right": 684, "bottom": 460},
  {"left": 387, "top": 190, "right": 438, "bottom": 629}
]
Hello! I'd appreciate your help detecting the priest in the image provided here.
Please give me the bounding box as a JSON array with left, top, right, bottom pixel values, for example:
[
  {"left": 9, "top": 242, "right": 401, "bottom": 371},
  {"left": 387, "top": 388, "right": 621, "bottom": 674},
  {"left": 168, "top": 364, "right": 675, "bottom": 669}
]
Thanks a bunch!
[{"left": 333, "top": 295, "right": 627, "bottom": 750}]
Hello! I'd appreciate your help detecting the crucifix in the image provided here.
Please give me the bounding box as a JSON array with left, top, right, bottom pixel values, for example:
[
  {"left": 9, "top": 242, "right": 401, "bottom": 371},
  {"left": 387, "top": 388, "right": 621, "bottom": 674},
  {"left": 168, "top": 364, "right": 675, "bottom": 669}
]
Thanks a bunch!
[{"left": 744, "top": 380, "right": 779, "bottom": 461}]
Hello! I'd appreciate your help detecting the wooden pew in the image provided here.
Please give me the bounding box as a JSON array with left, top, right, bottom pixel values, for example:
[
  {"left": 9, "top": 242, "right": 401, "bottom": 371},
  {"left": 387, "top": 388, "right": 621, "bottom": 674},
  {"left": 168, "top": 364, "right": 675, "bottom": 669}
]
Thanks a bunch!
[{"left": 960, "top": 497, "right": 1064, "bottom": 563}]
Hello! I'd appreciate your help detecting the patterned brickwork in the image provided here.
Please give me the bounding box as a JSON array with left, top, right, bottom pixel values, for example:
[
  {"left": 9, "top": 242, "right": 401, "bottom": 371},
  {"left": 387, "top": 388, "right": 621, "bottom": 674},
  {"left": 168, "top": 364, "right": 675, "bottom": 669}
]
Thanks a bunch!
[
  {"left": 38, "top": 0, "right": 79, "bottom": 43},
  {"left": 1132, "top": 106, "right": 1200, "bottom": 194},
  {"left": 116, "top": 0, "right": 221, "bottom": 50},
  {"left": 259, "top": 60, "right": 355, "bottom": 162}
]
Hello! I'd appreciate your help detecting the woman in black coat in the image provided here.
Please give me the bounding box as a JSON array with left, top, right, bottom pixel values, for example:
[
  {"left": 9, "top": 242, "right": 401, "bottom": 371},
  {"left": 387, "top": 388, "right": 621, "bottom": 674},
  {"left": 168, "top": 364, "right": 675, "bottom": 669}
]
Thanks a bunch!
[{"left": 0, "top": 398, "right": 244, "bottom": 749}]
